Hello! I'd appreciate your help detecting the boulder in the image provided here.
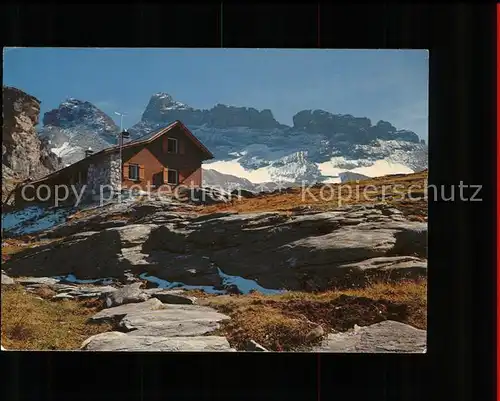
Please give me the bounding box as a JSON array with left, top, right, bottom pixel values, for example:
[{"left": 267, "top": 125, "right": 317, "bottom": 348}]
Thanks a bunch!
[
  {"left": 90, "top": 298, "right": 165, "bottom": 322},
  {"left": 81, "top": 332, "right": 234, "bottom": 352},
  {"left": 105, "top": 282, "right": 149, "bottom": 308},
  {"left": 118, "top": 305, "right": 230, "bottom": 336},
  {"left": 305, "top": 325, "right": 325, "bottom": 342},
  {"left": 336, "top": 256, "right": 427, "bottom": 281},
  {"left": 312, "top": 320, "right": 426, "bottom": 353}
]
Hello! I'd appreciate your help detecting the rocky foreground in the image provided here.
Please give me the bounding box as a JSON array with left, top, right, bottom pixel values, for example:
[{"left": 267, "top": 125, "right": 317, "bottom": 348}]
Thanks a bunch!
[
  {"left": 1, "top": 273, "right": 426, "bottom": 352},
  {"left": 3, "top": 198, "right": 426, "bottom": 292},
  {"left": 1, "top": 176, "right": 427, "bottom": 352}
]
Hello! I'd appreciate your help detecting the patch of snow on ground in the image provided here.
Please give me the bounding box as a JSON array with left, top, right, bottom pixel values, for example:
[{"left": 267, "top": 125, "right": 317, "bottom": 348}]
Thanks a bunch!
[
  {"left": 217, "top": 268, "right": 285, "bottom": 295},
  {"left": 2, "top": 206, "right": 72, "bottom": 236}
]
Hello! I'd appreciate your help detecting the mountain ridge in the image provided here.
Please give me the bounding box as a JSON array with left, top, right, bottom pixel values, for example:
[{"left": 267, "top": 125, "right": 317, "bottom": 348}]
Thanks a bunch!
[{"left": 32, "top": 90, "right": 427, "bottom": 186}]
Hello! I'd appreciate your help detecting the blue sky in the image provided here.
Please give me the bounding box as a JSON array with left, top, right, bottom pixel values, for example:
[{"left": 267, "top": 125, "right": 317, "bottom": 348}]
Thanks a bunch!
[{"left": 3, "top": 48, "right": 429, "bottom": 139}]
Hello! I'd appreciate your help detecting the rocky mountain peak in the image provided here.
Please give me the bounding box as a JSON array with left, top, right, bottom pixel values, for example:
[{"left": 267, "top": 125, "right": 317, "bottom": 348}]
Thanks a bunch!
[
  {"left": 39, "top": 99, "right": 120, "bottom": 166},
  {"left": 138, "top": 93, "right": 283, "bottom": 130},
  {"left": 43, "top": 98, "right": 118, "bottom": 134},
  {"left": 292, "top": 109, "right": 419, "bottom": 144}
]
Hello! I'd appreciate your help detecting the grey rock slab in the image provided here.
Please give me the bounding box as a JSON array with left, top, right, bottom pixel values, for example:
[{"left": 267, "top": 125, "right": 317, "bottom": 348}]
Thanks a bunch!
[
  {"left": 106, "top": 224, "right": 158, "bottom": 248},
  {"left": 119, "top": 246, "right": 150, "bottom": 266},
  {"left": 1, "top": 273, "right": 15, "bottom": 285},
  {"left": 52, "top": 293, "right": 75, "bottom": 300},
  {"left": 81, "top": 332, "right": 233, "bottom": 352},
  {"left": 118, "top": 305, "right": 230, "bottom": 331},
  {"left": 90, "top": 298, "right": 166, "bottom": 322},
  {"left": 282, "top": 228, "right": 398, "bottom": 266},
  {"left": 64, "top": 286, "right": 118, "bottom": 298},
  {"left": 124, "top": 319, "right": 222, "bottom": 337},
  {"left": 312, "top": 320, "right": 426, "bottom": 353},
  {"left": 52, "top": 284, "right": 79, "bottom": 293},
  {"left": 16, "top": 277, "right": 60, "bottom": 286},
  {"left": 338, "top": 256, "right": 427, "bottom": 273},
  {"left": 105, "top": 282, "right": 149, "bottom": 308},
  {"left": 5, "top": 229, "right": 126, "bottom": 278}
]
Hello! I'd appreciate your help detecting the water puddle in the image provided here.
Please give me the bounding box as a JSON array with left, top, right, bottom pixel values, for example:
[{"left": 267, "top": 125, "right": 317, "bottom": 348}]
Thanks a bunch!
[
  {"left": 53, "top": 274, "right": 114, "bottom": 285},
  {"left": 139, "top": 268, "right": 286, "bottom": 295},
  {"left": 51, "top": 269, "right": 286, "bottom": 296},
  {"left": 138, "top": 273, "right": 226, "bottom": 294}
]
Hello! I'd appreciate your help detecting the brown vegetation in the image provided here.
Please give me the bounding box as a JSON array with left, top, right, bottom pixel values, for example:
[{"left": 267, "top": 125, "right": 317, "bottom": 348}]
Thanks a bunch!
[
  {"left": 197, "top": 170, "right": 428, "bottom": 216},
  {"left": 1, "top": 285, "right": 111, "bottom": 350},
  {"left": 193, "top": 279, "right": 427, "bottom": 351}
]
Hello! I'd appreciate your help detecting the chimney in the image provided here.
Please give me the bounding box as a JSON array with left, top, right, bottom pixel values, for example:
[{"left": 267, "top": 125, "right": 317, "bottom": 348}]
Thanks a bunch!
[
  {"left": 85, "top": 148, "right": 94, "bottom": 158},
  {"left": 121, "top": 130, "right": 131, "bottom": 145}
]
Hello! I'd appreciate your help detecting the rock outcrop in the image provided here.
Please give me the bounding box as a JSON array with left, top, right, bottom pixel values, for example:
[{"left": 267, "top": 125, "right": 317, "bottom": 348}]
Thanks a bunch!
[
  {"left": 82, "top": 297, "right": 234, "bottom": 352},
  {"left": 312, "top": 320, "right": 426, "bottom": 353},
  {"left": 2, "top": 86, "right": 62, "bottom": 204},
  {"left": 3, "top": 201, "right": 427, "bottom": 291}
]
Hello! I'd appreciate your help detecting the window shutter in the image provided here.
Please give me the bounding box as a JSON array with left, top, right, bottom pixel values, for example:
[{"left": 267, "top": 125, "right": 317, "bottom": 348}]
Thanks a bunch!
[
  {"left": 162, "top": 137, "right": 168, "bottom": 153},
  {"left": 179, "top": 139, "right": 185, "bottom": 154},
  {"left": 139, "top": 165, "right": 145, "bottom": 180},
  {"left": 163, "top": 167, "right": 168, "bottom": 184},
  {"left": 123, "top": 163, "right": 130, "bottom": 179}
]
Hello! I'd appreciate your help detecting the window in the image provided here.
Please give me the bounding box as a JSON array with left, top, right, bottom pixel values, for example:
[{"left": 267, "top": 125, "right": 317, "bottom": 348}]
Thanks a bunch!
[
  {"left": 167, "top": 138, "right": 178, "bottom": 153},
  {"left": 129, "top": 164, "right": 139, "bottom": 180},
  {"left": 167, "top": 169, "right": 178, "bottom": 185}
]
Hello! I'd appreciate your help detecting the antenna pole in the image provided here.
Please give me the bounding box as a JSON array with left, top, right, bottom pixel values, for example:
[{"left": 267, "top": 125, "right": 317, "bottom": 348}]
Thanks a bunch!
[
  {"left": 119, "top": 132, "right": 123, "bottom": 192},
  {"left": 114, "top": 111, "right": 127, "bottom": 193}
]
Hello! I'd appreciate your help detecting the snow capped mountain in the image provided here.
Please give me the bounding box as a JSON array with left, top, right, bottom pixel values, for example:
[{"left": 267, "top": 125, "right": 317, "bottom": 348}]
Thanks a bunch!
[
  {"left": 128, "top": 92, "right": 427, "bottom": 187},
  {"left": 39, "top": 98, "right": 120, "bottom": 165},
  {"left": 36, "top": 92, "right": 428, "bottom": 186},
  {"left": 202, "top": 168, "right": 257, "bottom": 191}
]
